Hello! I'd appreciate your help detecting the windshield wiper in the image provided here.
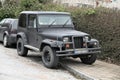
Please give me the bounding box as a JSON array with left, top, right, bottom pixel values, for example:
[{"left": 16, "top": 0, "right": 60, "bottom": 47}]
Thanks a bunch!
[
  {"left": 49, "top": 19, "right": 56, "bottom": 27},
  {"left": 63, "top": 19, "right": 70, "bottom": 27}
]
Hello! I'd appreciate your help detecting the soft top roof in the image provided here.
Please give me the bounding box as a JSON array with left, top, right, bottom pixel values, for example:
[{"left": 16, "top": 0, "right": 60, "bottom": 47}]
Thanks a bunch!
[{"left": 20, "top": 11, "right": 70, "bottom": 15}]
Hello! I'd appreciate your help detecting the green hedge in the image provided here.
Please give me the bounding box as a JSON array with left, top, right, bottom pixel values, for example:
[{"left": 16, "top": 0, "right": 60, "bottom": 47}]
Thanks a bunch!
[
  {"left": 0, "top": 1, "right": 120, "bottom": 64},
  {"left": 70, "top": 7, "right": 120, "bottom": 64}
]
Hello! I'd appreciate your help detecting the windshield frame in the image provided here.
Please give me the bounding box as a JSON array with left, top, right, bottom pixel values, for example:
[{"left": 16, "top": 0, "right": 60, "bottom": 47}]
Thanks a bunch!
[{"left": 37, "top": 14, "right": 73, "bottom": 28}]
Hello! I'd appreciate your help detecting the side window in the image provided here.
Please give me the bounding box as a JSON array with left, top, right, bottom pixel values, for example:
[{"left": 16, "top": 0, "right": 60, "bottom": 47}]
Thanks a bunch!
[
  {"left": 0, "top": 19, "right": 6, "bottom": 24},
  {"left": 5, "top": 20, "right": 11, "bottom": 27},
  {"left": 19, "top": 14, "right": 26, "bottom": 28},
  {"left": 5, "top": 20, "right": 11, "bottom": 23},
  {"left": 28, "top": 15, "right": 36, "bottom": 28},
  {"left": 1, "top": 19, "right": 10, "bottom": 27},
  {"left": 0, "top": 19, "right": 6, "bottom": 27}
]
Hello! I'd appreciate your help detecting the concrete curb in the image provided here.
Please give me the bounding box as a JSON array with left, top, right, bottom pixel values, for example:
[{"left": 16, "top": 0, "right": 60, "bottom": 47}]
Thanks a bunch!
[{"left": 60, "top": 63, "right": 98, "bottom": 80}]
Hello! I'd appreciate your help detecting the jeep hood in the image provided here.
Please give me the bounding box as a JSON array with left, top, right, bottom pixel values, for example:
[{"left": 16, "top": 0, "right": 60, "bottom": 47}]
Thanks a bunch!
[{"left": 40, "top": 28, "right": 89, "bottom": 38}]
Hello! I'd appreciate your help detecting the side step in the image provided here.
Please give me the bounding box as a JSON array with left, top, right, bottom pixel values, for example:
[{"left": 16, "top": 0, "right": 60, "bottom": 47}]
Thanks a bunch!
[{"left": 24, "top": 45, "right": 39, "bottom": 52}]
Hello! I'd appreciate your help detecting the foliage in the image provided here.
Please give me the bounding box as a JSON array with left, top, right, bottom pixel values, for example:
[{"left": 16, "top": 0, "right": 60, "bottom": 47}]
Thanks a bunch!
[
  {"left": 20, "top": 0, "right": 39, "bottom": 10},
  {"left": 0, "top": 6, "right": 16, "bottom": 20},
  {"left": 0, "top": 1, "right": 2, "bottom": 7},
  {"left": 38, "top": 0, "right": 52, "bottom": 4},
  {"left": 85, "top": 9, "right": 96, "bottom": 15},
  {"left": 70, "top": 7, "right": 120, "bottom": 64},
  {"left": 42, "top": 3, "right": 66, "bottom": 11}
]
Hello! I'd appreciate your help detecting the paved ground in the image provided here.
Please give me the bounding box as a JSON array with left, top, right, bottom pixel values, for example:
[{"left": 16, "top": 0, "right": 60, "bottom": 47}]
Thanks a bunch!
[
  {"left": 61, "top": 58, "right": 120, "bottom": 80},
  {"left": 1, "top": 42, "right": 120, "bottom": 80},
  {"left": 0, "top": 43, "right": 78, "bottom": 80}
]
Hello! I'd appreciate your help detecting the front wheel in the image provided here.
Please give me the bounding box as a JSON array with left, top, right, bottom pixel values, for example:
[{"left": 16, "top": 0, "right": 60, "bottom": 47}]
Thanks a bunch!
[
  {"left": 80, "top": 54, "right": 97, "bottom": 65},
  {"left": 42, "top": 46, "right": 59, "bottom": 68},
  {"left": 17, "top": 38, "right": 28, "bottom": 56}
]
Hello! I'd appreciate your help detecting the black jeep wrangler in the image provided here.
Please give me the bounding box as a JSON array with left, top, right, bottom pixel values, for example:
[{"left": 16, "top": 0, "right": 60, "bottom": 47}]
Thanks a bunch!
[{"left": 17, "top": 11, "right": 101, "bottom": 68}]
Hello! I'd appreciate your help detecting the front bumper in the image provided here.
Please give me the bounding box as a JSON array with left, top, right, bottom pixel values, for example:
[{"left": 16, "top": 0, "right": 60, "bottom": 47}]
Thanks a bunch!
[{"left": 56, "top": 47, "right": 101, "bottom": 56}]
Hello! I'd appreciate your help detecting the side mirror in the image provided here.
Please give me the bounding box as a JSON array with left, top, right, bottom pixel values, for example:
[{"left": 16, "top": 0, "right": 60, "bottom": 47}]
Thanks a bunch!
[
  {"left": 73, "top": 22, "right": 76, "bottom": 28},
  {"left": 73, "top": 22, "right": 75, "bottom": 26}
]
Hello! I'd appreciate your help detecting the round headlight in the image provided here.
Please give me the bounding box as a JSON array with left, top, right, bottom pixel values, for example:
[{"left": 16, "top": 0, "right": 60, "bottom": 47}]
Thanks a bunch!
[
  {"left": 94, "top": 42, "right": 97, "bottom": 45},
  {"left": 63, "top": 37, "right": 69, "bottom": 42}
]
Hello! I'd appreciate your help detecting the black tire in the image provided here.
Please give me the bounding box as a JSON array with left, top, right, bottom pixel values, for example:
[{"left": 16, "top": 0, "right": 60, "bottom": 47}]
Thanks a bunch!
[
  {"left": 42, "top": 46, "right": 59, "bottom": 68},
  {"left": 80, "top": 54, "right": 97, "bottom": 65},
  {"left": 3, "top": 35, "right": 9, "bottom": 47},
  {"left": 17, "top": 38, "right": 28, "bottom": 56}
]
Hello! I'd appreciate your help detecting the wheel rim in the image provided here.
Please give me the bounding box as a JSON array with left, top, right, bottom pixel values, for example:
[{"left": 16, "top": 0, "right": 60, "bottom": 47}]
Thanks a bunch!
[
  {"left": 18, "top": 42, "right": 22, "bottom": 53},
  {"left": 3, "top": 36, "right": 7, "bottom": 46},
  {"left": 44, "top": 50, "right": 51, "bottom": 63}
]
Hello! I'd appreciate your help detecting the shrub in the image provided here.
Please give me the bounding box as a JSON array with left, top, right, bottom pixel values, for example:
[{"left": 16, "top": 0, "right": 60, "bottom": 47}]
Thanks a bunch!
[
  {"left": 20, "top": 0, "right": 39, "bottom": 10},
  {"left": 0, "top": 7, "right": 16, "bottom": 20},
  {"left": 42, "top": 3, "right": 66, "bottom": 11},
  {"left": 38, "top": 0, "right": 52, "bottom": 4},
  {"left": 70, "top": 7, "right": 120, "bottom": 64},
  {"left": 0, "top": 1, "right": 2, "bottom": 7}
]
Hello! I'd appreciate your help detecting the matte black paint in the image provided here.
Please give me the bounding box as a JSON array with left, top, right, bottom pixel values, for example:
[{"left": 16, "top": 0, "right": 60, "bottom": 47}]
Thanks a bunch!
[{"left": 17, "top": 11, "right": 101, "bottom": 56}]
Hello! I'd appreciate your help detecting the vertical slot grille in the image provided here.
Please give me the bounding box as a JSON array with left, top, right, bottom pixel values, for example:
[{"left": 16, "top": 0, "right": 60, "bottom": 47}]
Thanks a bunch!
[{"left": 74, "top": 37, "right": 83, "bottom": 48}]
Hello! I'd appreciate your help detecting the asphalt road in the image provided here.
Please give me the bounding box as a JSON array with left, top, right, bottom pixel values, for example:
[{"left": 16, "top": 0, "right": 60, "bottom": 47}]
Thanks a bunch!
[{"left": 0, "top": 43, "right": 79, "bottom": 80}]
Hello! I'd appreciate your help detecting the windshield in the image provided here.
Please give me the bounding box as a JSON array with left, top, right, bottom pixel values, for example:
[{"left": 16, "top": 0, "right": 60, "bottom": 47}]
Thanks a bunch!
[{"left": 38, "top": 14, "right": 72, "bottom": 26}]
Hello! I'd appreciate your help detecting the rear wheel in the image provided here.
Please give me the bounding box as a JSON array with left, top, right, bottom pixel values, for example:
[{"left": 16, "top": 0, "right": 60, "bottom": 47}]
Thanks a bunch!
[
  {"left": 42, "top": 46, "right": 59, "bottom": 68},
  {"left": 80, "top": 54, "right": 97, "bottom": 65},
  {"left": 3, "top": 35, "right": 9, "bottom": 47},
  {"left": 17, "top": 38, "right": 28, "bottom": 56}
]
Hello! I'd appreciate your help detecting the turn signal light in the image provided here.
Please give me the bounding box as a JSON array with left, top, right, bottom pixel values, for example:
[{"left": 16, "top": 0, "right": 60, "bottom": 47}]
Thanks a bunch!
[
  {"left": 66, "top": 44, "right": 70, "bottom": 48},
  {"left": 83, "top": 43, "right": 87, "bottom": 47}
]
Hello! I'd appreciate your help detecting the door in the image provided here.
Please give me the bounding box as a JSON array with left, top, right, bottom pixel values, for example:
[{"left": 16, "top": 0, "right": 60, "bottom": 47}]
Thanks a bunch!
[{"left": 27, "top": 14, "right": 38, "bottom": 47}]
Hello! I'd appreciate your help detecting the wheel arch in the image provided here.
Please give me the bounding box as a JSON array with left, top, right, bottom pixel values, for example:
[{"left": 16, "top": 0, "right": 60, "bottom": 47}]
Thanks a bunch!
[
  {"left": 3, "top": 31, "right": 9, "bottom": 39},
  {"left": 40, "top": 39, "right": 59, "bottom": 52},
  {"left": 17, "top": 32, "right": 28, "bottom": 45},
  {"left": 40, "top": 42, "right": 51, "bottom": 52}
]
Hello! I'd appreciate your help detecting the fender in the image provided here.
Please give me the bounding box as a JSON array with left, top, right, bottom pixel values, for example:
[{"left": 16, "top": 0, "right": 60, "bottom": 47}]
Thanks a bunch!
[
  {"left": 89, "top": 39, "right": 100, "bottom": 47},
  {"left": 41, "top": 39, "right": 58, "bottom": 47},
  {"left": 3, "top": 31, "right": 9, "bottom": 40},
  {"left": 4, "top": 31, "right": 9, "bottom": 36},
  {"left": 91, "top": 39, "right": 99, "bottom": 42},
  {"left": 17, "top": 32, "right": 28, "bottom": 45}
]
